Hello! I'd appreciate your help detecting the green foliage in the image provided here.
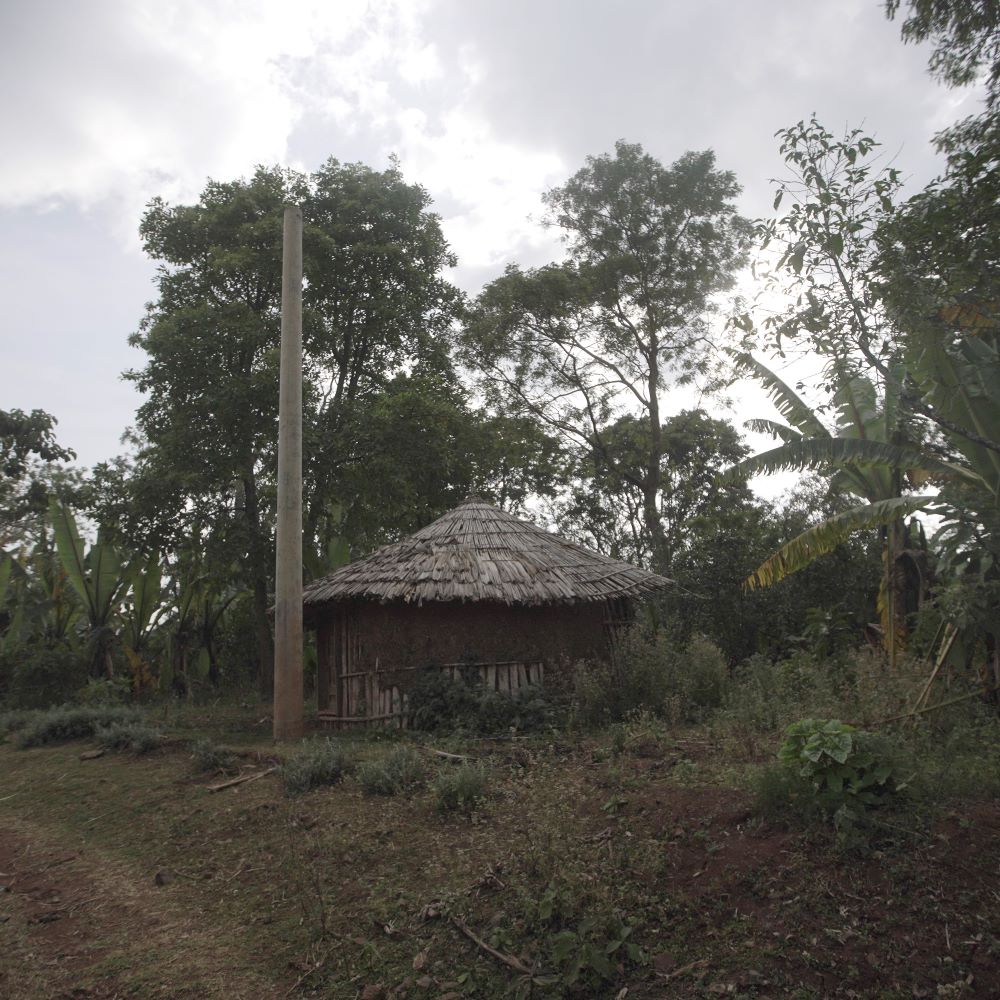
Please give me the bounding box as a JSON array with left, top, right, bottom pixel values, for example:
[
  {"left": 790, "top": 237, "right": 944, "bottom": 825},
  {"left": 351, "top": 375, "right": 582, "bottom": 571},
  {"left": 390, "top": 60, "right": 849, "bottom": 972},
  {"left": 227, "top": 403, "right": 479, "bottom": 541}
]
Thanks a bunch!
[
  {"left": 2, "top": 643, "right": 90, "bottom": 710},
  {"left": 113, "top": 160, "right": 465, "bottom": 695},
  {"left": 406, "top": 669, "right": 554, "bottom": 735},
  {"left": 573, "top": 632, "right": 729, "bottom": 726},
  {"left": 463, "top": 143, "right": 750, "bottom": 572},
  {"left": 0, "top": 409, "right": 78, "bottom": 548},
  {"left": 14, "top": 704, "right": 143, "bottom": 749},
  {"left": 775, "top": 719, "right": 903, "bottom": 831},
  {"left": 356, "top": 745, "right": 424, "bottom": 796},
  {"left": 887, "top": 0, "right": 1000, "bottom": 103},
  {"left": 513, "top": 882, "right": 645, "bottom": 991},
  {"left": 0, "top": 408, "right": 74, "bottom": 479},
  {"left": 431, "top": 762, "right": 488, "bottom": 814},
  {"left": 0, "top": 708, "right": 40, "bottom": 736},
  {"left": 281, "top": 738, "right": 354, "bottom": 797},
  {"left": 95, "top": 721, "right": 163, "bottom": 754},
  {"left": 618, "top": 709, "right": 672, "bottom": 757},
  {"left": 190, "top": 737, "right": 239, "bottom": 774},
  {"left": 77, "top": 676, "right": 133, "bottom": 706}
]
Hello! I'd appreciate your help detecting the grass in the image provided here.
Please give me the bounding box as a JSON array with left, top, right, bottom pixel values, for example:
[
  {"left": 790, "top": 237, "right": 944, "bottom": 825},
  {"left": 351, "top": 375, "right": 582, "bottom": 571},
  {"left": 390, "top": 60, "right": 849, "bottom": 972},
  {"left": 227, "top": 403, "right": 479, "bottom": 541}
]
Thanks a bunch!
[
  {"left": 13, "top": 704, "right": 144, "bottom": 749},
  {"left": 280, "top": 737, "right": 353, "bottom": 796},
  {"left": 0, "top": 679, "right": 998, "bottom": 999},
  {"left": 94, "top": 720, "right": 164, "bottom": 754},
  {"left": 431, "top": 761, "right": 489, "bottom": 814},
  {"left": 189, "top": 737, "right": 240, "bottom": 774},
  {"left": 355, "top": 744, "right": 424, "bottom": 796}
]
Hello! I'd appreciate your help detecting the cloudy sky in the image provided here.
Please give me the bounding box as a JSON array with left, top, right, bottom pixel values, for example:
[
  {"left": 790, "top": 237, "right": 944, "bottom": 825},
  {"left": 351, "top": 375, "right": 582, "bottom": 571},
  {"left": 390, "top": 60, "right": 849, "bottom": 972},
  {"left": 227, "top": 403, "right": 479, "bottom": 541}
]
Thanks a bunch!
[{"left": 0, "top": 0, "right": 981, "bottom": 483}]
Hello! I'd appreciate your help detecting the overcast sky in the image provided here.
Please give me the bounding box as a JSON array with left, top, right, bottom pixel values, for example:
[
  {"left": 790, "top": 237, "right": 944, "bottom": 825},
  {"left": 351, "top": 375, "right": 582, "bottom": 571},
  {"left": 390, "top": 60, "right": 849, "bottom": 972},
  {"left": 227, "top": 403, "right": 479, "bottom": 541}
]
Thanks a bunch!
[{"left": 0, "top": 0, "right": 982, "bottom": 491}]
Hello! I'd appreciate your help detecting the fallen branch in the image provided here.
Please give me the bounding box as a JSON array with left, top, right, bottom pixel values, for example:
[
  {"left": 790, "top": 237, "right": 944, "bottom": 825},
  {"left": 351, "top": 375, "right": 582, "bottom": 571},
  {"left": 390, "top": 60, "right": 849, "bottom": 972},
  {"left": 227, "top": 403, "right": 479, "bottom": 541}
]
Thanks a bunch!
[
  {"left": 207, "top": 766, "right": 277, "bottom": 793},
  {"left": 422, "top": 747, "right": 473, "bottom": 762},
  {"left": 451, "top": 916, "right": 537, "bottom": 978},
  {"left": 658, "top": 957, "right": 710, "bottom": 982},
  {"left": 875, "top": 684, "right": 1000, "bottom": 727}
]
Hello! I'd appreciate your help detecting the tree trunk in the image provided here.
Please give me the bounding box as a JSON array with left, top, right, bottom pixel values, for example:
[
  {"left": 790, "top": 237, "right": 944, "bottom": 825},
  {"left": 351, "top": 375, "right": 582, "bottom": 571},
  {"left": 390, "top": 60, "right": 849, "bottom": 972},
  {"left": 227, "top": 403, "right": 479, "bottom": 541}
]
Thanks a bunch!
[
  {"left": 253, "top": 577, "right": 274, "bottom": 700},
  {"left": 243, "top": 469, "right": 275, "bottom": 701},
  {"left": 643, "top": 340, "right": 668, "bottom": 573}
]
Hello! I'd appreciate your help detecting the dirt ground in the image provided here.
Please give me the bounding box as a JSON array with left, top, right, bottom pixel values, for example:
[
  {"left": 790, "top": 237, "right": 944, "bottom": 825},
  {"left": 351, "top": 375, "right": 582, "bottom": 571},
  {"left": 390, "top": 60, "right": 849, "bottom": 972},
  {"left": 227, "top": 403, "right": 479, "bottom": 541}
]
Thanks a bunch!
[{"left": 1, "top": 729, "right": 998, "bottom": 999}]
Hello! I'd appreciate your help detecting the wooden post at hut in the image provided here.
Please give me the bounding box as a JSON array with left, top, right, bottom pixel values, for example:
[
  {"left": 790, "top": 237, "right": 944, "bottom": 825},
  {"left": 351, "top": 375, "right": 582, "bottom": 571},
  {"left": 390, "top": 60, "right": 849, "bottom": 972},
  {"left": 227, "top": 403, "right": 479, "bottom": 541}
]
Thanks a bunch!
[{"left": 273, "top": 204, "right": 304, "bottom": 741}]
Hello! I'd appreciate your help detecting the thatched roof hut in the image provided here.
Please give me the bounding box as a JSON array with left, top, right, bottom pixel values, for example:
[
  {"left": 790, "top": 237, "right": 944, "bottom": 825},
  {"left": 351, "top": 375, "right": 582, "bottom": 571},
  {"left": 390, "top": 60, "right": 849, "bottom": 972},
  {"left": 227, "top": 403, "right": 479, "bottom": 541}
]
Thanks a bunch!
[{"left": 304, "top": 497, "right": 670, "bottom": 727}]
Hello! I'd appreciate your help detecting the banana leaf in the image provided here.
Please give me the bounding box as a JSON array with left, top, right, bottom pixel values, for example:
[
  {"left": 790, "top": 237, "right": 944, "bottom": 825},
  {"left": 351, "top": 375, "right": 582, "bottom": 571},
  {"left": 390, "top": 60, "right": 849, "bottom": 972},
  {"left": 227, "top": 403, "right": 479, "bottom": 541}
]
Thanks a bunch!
[{"left": 746, "top": 495, "right": 936, "bottom": 590}]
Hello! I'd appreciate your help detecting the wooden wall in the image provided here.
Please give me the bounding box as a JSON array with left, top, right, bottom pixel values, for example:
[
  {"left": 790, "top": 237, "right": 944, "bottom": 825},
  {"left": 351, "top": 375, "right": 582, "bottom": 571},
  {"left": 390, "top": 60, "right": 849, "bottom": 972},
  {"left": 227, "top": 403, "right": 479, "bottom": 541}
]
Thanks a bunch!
[{"left": 314, "top": 599, "right": 618, "bottom": 726}]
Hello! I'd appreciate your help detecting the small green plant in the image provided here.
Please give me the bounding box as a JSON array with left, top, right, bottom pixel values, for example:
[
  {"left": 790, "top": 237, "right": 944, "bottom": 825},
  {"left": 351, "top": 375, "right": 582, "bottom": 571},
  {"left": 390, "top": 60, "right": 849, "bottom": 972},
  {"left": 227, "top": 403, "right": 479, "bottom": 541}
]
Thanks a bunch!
[
  {"left": 95, "top": 721, "right": 163, "bottom": 754},
  {"left": 190, "top": 737, "right": 239, "bottom": 774},
  {"left": 775, "top": 718, "right": 903, "bottom": 834},
  {"left": 432, "top": 762, "right": 488, "bottom": 814},
  {"left": 509, "top": 882, "right": 646, "bottom": 991},
  {"left": 356, "top": 744, "right": 424, "bottom": 796},
  {"left": 620, "top": 709, "right": 670, "bottom": 757},
  {"left": 281, "top": 738, "right": 353, "bottom": 797},
  {"left": 14, "top": 705, "right": 144, "bottom": 749}
]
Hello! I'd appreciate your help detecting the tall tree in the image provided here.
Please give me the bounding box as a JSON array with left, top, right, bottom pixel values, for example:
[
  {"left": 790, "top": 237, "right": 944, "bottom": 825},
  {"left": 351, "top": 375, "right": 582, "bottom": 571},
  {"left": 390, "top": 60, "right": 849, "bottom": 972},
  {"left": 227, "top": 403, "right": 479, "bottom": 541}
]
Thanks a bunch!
[
  {"left": 123, "top": 161, "right": 462, "bottom": 696},
  {"left": 463, "top": 142, "right": 750, "bottom": 571},
  {"left": 1, "top": 408, "right": 77, "bottom": 548},
  {"left": 887, "top": 0, "right": 1000, "bottom": 105}
]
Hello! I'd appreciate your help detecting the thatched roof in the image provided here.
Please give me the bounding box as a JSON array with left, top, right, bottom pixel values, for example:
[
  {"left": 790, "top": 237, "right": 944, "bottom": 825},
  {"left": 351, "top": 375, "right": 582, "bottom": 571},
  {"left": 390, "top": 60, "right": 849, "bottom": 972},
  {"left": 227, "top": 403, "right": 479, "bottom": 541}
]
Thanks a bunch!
[{"left": 303, "top": 497, "right": 671, "bottom": 608}]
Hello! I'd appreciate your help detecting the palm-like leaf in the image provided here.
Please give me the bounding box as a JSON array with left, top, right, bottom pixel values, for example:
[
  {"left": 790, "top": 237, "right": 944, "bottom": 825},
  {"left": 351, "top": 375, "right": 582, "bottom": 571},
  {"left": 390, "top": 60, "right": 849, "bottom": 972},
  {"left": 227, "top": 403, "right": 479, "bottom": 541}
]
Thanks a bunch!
[
  {"left": 832, "top": 372, "right": 880, "bottom": 440},
  {"left": 744, "top": 418, "right": 802, "bottom": 443},
  {"left": 49, "top": 498, "right": 91, "bottom": 615},
  {"left": 89, "top": 528, "right": 124, "bottom": 625},
  {"left": 746, "top": 496, "right": 936, "bottom": 589},
  {"left": 124, "top": 555, "right": 162, "bottom": 650},
  {"left": 724, "top": 438, "right": 982, "bottom": 487},
  {"left": 0, "top": 553, "right": 12, "bottom": 608},
  {"left": 911, "top": 338, "right": 1000, "bottom": 498},
  {"left": 733, "top": 353, "right": 831, "bottom": 439}
]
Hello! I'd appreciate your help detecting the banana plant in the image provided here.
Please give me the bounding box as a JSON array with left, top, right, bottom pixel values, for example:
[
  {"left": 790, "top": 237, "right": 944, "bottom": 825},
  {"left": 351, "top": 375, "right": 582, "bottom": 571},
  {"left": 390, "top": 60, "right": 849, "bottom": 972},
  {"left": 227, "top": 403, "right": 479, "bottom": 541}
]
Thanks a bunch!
[
  {"left": 728, "top": 355, "right": 974, "bottom": 661},
  {"left": 160, "top": 546, "right": 241, "bottom": 698},
  {"left": 120, "top": 553, "right": 163, "bottom": 694},
  {"left": 48, "top": 498, "right": 126, "bottom": 676}
]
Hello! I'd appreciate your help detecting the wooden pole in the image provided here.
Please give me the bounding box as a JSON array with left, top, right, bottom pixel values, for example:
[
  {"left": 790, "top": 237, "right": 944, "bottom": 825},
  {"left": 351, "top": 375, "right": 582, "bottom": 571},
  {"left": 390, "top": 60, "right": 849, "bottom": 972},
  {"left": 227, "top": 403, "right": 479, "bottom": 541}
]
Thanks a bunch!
[{"left": 274, "top": 204, "right": 304, "bottom": 741}]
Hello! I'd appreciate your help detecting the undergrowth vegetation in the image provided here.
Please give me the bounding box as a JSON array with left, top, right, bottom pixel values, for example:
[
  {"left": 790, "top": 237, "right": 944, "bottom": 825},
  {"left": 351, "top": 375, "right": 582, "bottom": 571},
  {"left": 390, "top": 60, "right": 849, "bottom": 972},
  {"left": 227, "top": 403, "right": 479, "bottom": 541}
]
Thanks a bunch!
[
  {"left": 356, "top": 744, "right": 424, "bottom": 796},
  {"left": 95, "top": 720, "right": 164, "bottom": 754},
  {"left": 281, "top": 738, "right": 354, "bottom": 797},
  {"left": 406, "top": 668, "right": 555, "bottom": 734},
  {"left": 190, "top": 737, "right": 240, "bottom": 774},
  {"left": 431, "top": 761, "right": 489, "bottom": 814},
  {"left": 13, "top": 704, "right": 144, "bottom": 749}
]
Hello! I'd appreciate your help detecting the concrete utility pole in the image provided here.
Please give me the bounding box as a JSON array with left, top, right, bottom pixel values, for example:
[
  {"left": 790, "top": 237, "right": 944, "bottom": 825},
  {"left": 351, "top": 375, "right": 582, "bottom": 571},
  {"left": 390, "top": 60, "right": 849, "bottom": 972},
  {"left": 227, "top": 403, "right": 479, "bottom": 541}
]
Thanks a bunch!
[{"left": 273, "top": 204, "right": 304, "bottom": 741}]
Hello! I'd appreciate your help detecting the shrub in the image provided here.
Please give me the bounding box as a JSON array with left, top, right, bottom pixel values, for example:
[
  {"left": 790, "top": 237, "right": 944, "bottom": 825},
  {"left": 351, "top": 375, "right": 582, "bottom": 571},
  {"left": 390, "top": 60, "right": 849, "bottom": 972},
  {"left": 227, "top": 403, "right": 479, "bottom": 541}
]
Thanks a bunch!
[
  {"left": 281, "top": 738, "right": 353, "bottom": 797},
  {"left": 726, "top": 652, "right": 842, "bottom": 733},
  {"left": 0, "top": 709, "right": 40, "bottom": 736},
  {"left": 619, "top": 709, "right": 671, "bottom": 757},
  {"left": 4, "top": 644, "right": 89, "bottom": 710},
  {"left": 573, "top": 630, "right": 729, "bottom": 726},
  {"left": 190, "top": 737, "right": 239, "bottom": 774},
  {"left": 672, "top": 634, "right": 730, "bottom": 717},
  {"left": 15, "top": 705, "right": 144, "bottom": 749},
  {"left": 356, "top": 745, "right": 424, "bottom": 796},
  {"left": 77, "top": 676, "right": 132, "bottom": 706},
  {"left": 763, "top": 718, "right": 905, "bottom": 840},
  {"left": 95, "top": 721, "right": 163, "bottom": 754},
  {"left": 406, "top": 668, "right": 554, "bottom": 734},
  {"left": 432, "top": 762, "right": 488, "bottom": 814}
]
